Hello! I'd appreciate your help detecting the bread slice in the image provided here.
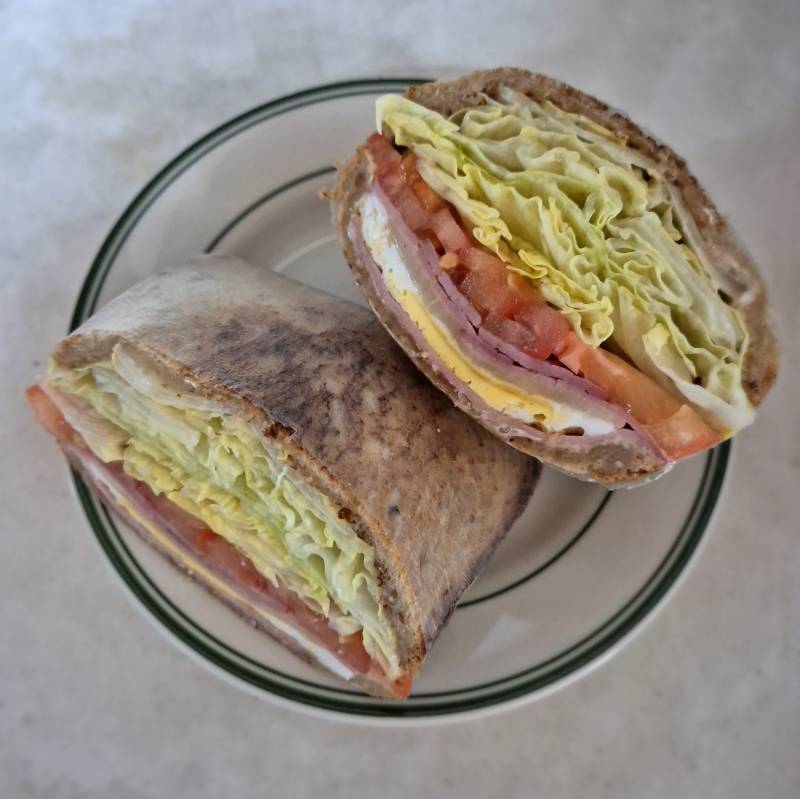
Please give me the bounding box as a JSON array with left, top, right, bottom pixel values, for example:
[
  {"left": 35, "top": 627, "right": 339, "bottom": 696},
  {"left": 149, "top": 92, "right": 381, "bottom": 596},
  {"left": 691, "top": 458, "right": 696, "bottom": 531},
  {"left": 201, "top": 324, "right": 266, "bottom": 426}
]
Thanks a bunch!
[
  {"left": 332, "top": 69, "right": 778, "bottom": 485},
  {"left": 52, "top": 255, "right": 538, "bottom": 689}
]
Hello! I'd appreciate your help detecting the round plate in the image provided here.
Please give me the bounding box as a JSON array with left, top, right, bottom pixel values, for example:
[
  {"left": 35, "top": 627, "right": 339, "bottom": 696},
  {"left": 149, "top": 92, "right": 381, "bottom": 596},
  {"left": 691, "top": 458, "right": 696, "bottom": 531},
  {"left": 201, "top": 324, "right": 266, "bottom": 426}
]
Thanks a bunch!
[{"left": 70, "top": 79, "right": 730, "bottom": 722}]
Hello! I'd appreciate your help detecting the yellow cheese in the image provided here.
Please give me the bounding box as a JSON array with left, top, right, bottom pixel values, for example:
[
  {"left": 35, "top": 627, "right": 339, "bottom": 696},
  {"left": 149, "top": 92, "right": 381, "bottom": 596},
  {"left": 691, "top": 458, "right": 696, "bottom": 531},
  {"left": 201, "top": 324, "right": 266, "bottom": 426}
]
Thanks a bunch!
[{"left": 389, "top": 280, "right": 552, "bottom": 424}]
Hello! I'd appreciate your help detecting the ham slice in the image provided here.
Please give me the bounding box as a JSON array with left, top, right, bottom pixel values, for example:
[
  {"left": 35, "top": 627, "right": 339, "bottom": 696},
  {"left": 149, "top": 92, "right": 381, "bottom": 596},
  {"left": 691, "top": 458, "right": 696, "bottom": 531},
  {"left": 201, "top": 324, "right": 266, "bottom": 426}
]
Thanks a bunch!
[{"left": 27, "top": 385, "right": 410, "bottom": 698}]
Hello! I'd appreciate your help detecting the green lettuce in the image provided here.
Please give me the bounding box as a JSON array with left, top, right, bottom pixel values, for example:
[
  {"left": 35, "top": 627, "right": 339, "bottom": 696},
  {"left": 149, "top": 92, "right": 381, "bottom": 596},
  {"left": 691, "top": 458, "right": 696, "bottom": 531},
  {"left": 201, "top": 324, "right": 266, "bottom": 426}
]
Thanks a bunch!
[
  {"left": 377, "top": 89, "right": 753, "bottom": 432},
  {"left": 48, "top": 346, "right": 399, "bottom": 675}
]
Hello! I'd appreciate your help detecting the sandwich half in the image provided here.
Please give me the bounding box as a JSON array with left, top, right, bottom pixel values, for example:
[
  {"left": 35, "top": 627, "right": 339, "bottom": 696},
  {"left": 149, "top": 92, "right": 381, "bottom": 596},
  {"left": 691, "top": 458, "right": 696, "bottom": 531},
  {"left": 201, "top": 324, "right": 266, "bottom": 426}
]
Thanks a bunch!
[
  {"left": 27, "top": 255, "right": 537, "bottom": 698},
  {"left": 333, "top": 69, "right": 778, "bottom": 485}
]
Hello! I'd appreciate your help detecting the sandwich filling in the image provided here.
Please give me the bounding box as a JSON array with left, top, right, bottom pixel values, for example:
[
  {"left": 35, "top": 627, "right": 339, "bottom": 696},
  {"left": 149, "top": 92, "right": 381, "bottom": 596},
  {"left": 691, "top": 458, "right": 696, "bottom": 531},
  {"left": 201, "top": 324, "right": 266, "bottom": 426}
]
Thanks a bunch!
[
  {"left": 359, "top": 191, "right": 619, "bottom": 436},
  {"left": 32, "top": 344, "right": 405, "bottom": 693},
  {"left": 352, "top": 88, "right": 753, "bottom": 463}
]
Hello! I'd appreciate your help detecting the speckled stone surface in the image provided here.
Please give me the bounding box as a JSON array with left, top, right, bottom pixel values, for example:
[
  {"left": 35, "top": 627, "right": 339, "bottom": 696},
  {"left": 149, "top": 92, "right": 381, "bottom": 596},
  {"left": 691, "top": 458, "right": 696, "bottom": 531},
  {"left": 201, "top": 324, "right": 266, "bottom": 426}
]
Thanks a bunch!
[{"left": 2, "top": 1, "right": 798, "bottom": 797}]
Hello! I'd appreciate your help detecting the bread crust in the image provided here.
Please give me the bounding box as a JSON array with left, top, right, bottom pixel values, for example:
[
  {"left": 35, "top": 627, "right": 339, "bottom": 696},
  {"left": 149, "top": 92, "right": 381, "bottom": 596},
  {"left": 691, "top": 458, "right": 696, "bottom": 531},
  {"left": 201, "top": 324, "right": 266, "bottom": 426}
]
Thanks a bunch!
[
  {"left": 54, "top": 256, "right": 538, "bottom": 679},
  {"left": 332, "top": 69, "right": 777, "bottom": 484}
]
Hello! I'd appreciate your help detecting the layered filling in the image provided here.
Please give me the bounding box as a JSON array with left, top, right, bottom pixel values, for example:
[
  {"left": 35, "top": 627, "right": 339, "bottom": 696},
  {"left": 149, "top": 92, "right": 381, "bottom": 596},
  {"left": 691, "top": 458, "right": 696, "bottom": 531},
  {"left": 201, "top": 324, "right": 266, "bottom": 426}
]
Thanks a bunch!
[
  {"left": 29, "top": 345, "right": 408, "bottom": 696},
  {"left": 352, "top": 89, "right": 753, "bottom": 463}
]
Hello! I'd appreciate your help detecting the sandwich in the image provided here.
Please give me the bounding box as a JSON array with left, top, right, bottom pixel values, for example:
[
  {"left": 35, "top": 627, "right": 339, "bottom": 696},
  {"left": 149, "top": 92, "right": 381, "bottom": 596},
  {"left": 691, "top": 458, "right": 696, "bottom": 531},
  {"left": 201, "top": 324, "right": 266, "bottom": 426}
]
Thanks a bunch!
[
  {"left": 27, "top": 255, "right": 537, "bottom": 698},
  {"left": 332, "top": 69, "right": 777, "bottom": 485}
]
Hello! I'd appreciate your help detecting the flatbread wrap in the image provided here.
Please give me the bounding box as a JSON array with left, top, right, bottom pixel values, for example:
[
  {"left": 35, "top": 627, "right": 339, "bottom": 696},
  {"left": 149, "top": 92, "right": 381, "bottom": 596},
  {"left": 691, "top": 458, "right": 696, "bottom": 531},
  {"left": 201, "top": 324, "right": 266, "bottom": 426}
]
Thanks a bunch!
[{"left": 27, "top": 255, "right": 537, "bottom": 698}]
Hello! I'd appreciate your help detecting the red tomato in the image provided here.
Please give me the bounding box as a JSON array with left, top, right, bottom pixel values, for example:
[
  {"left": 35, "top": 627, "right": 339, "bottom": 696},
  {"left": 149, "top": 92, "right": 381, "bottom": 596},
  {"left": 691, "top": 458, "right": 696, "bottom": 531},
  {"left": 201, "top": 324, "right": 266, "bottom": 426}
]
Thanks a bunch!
[
  {"left": 192, "top": 528, "right": 271, "bottom": 594},
  {"left": 366, "top": 132, "right": 400, "bottom": 164},
  {"left": 643, "top": 405, "right": 721, "bottom": 460},
  {"left": 193, "top": 528, "right": 218, "bottom": 556},
  {"left": 26, "top": 385, "right": 79, "bottom": 446},
  {"left": 462, "top": 245, "right": 505, "bottom": 273},
  {"left": 484, "top": 312, "right": 553, "bottom": 360},
  {"left": 395, "top": 187, "right": 430, "bottom": 233},
  {"left": 373, "top": 160, "right": 406, "bottom": 198},
  {"left": 391, "top": 672, "right": 414, "bottom": 699},
  {"left": 555, "top": 331, "right": 585, "bottom": 371},
  {"left": 400, "top": 151, "right": 418, "bottom": 176},
  {"left": 506, "top": 270, "right": 540, "bottom": 297},
  {"left": 513, "top": 300, "right": 572, "bottom": 357},
  {"left": 336, "top": 633, "right": 373, "bottom": 675},
  {"left": 447, "top": 263, "right": 470, "bottom": 287},
  {"left": 431, "top": 208, "right": 470, "bottom": 253},
  {"left": 411, "top": 177, "right": 445, "bottom": 212},
  {"left": 556, "top": 333, "right": 719, "bottom": 458},
  {"left": 559, "top": 339, "right": 680, "bottom": 424},
  {"left": 460, "top": 265, "right": 520, "bottom": 317}
]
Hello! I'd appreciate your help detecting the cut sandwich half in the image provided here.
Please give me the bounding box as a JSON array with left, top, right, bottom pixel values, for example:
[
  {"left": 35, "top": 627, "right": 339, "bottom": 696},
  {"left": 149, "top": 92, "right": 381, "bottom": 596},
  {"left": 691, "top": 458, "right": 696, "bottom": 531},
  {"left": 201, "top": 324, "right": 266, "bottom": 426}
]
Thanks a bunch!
[
  {"left": 27, "top": 256, "right": 537, "bottom": 698},
  {"left": 333, "top": 69, "right": 778, "bottom": 485}
]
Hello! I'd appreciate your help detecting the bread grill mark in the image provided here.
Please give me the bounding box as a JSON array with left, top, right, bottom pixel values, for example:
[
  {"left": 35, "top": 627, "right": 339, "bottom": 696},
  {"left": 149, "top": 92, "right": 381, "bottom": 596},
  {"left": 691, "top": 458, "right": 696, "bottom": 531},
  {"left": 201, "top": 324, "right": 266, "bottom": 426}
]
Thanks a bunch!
[{"left": 265, "top": 421, "right": 296, "bottom": 439}]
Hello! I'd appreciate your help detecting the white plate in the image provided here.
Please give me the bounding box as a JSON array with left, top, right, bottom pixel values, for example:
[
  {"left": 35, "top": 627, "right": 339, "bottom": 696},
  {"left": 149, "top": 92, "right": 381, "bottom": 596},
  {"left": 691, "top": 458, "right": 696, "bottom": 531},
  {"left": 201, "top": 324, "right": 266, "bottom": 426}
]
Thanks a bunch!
[{"left": 70, "top": 79, "right": 730, "bottom": 723}]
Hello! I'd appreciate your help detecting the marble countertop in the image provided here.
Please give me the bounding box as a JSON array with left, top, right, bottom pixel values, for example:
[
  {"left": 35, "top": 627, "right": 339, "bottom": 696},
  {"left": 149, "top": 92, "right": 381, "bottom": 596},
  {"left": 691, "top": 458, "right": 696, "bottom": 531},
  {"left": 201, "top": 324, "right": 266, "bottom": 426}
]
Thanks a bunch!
[{"left": 2, "top": 1, "right": 798, "bottom": 796}]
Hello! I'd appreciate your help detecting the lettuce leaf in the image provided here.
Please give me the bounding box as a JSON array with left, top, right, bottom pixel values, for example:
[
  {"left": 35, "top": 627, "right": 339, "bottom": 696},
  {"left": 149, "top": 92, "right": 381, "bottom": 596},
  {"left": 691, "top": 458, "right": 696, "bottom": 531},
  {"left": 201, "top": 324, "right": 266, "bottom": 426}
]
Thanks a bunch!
[
  {"left": 377, "top": 90, "right": 753, "bottom": 432},
  {"left": 48, "top": 347, "right": 399, "bottom": 675}
]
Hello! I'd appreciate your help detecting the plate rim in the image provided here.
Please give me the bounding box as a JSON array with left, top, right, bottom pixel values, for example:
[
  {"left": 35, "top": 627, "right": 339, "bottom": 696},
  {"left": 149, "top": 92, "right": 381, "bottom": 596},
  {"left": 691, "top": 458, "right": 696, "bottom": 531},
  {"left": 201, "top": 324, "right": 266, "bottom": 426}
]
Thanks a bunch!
[
  {"left": 66, "top": 77, "right": 731, "bottom": 721},
  {"left": 69, "top": 77, "right": 429, "bottom": 331}
]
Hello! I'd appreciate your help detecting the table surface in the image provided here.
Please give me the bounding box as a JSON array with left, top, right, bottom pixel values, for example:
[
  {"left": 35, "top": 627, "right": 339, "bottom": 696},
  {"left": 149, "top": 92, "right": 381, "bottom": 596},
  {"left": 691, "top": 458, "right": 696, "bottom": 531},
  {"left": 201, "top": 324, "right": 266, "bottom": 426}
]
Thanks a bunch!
[{"left": 2, "top": 1, "right": 798, "bottom": 797}]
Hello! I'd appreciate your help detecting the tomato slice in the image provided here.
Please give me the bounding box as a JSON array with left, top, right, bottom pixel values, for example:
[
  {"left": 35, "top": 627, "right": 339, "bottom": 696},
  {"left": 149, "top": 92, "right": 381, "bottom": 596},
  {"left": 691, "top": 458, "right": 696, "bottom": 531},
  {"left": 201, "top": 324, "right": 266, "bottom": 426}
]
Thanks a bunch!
[
  {"left": 411, "top": 176, "right": 446, "bottom": 212},
  {"left": 462, "top": 245, "right": 504, "bottom": 273},
  {"left": 557, "top": 333, "right": 720, "bottom": 457},
  {"left": 373, "top": 165, "right": 430, "bottom": 236},
  {"left": 513, "top": 300, "right": 572, "bottom": 360},
  {"left": 373, "top": 159, "right": 406, "bottom": 197},
  {"left": 460, "top": 267, "right": 521, "bottom": 317},
  {"left": 192, "top": 528, "right": 271, "bottom": 593},
  {"left": 366, "top": 132, "right": 401, "bottom": 165},
  {"left": 642, "top": 405, "right": 721, "bottom": 461},
  {"left": 557, "top": 335, "right": 677, "bottom": 424},
  {"left": 193, "top": 528, "right": 219, "bottom": 556},
  {"left": 391, "top": 672, "right": 414, "bottom": 699},
  {"left": 336, "top": 633, "right": 374, "bottom": 675},
  {"left": 394, "top": 187, "right": 430, "bottom": 233},
  {"left": 484, "top": 313, "right": 552, "bottom": 360},
  {"left": 26, "top": 385, "right": 80, "bottom": 446},
  {"left": 431, "top": 208, "right": 470, "bottom": 253}
]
